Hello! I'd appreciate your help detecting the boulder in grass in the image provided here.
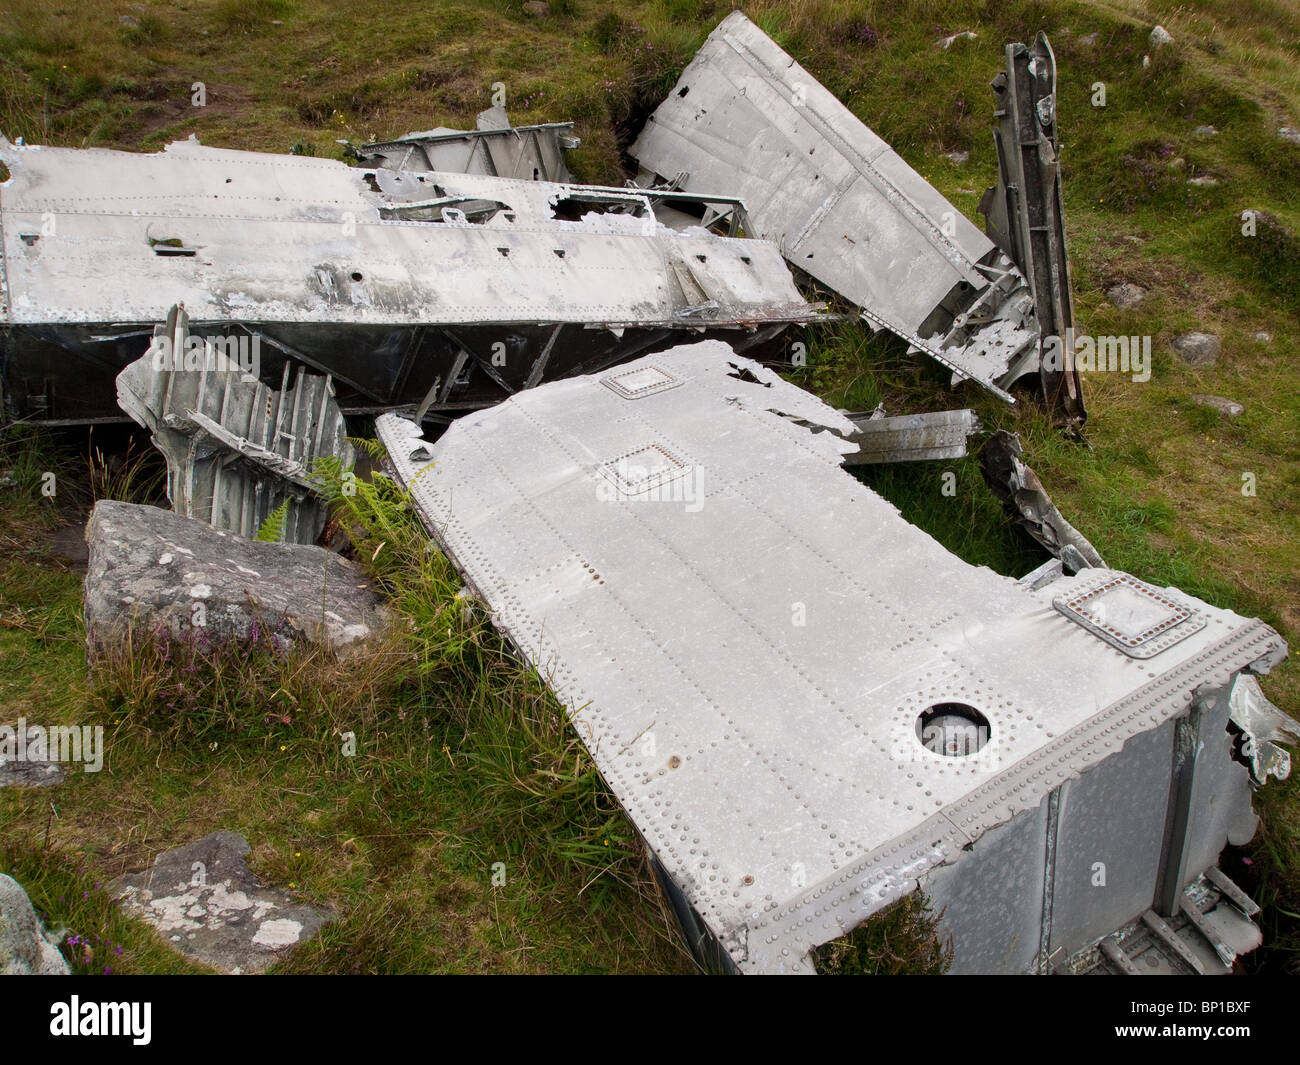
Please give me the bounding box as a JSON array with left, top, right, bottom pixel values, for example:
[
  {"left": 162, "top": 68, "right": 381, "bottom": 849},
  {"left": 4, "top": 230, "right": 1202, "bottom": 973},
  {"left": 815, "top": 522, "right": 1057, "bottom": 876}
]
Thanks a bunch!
[
  {"left": 1172, "top": 332, "right": 1221, "bottom": 366},
  {"left": 0, "top": 874, "right": 69, "bottom": 975},
  {"left": 108, "top": 831, "right": 331, "bottom": 974},
  {"left": 83, "top": 500, "right": 391, "bottom": 663}
]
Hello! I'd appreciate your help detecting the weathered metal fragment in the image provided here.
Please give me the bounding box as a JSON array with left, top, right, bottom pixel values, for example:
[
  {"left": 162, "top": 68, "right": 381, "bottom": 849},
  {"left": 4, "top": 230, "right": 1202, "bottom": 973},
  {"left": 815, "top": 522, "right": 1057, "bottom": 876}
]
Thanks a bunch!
[
  {"left": 0, "top": 134, "right": 819, "bottom": 424},
  {"left": 1075, "top": 872, "right": 1262, "bottom": 974},
  {"left": 979, "top": 428, "right": 1103, "bottom": 571},
  {"left": 355, "top": 107, "right": 579, "bottom": 182},
  {"left": 840, "top": 407, "right": 979, "bottom": 465},
  {"left": 1227, "top": 673, "right": 1298, "bottom": 785},
  {"left": 980, "top": 34, "right": 1086, "bottom": 422},
  {"left": 630, "top": 12, "right": 1041, "bottom": 402},
  {"left": 376, "top": 341, "right": 1287, "bottom": 974},
  {"left": 117, "top": 305, "right": 352, "bottom": 543}
]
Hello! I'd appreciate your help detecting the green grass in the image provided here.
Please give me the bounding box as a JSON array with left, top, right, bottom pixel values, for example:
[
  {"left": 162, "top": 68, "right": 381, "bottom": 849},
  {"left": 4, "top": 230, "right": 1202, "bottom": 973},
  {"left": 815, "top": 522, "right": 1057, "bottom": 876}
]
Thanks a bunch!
[{"left": 1, "top": 0, "right": 1298, "bottom": 973}]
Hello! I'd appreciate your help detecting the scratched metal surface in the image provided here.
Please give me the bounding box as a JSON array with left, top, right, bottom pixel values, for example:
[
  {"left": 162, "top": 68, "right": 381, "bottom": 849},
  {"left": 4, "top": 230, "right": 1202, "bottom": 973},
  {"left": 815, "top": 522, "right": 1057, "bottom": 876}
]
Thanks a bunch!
[
  {"left": 630, "top": 12, "right": 1041, "bottom": 396},
  {"left": 377, "top": 342, "right": 1285, "bottom": 972},
  {"left": 0, "top": 135, "right": 816, "bottom": 328}
]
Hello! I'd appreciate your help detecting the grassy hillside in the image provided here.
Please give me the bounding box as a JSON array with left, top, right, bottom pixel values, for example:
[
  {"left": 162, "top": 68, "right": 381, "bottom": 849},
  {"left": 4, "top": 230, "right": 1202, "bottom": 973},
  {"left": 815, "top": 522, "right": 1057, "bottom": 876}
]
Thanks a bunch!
[{"left": 1, "top": 0, "right": 1297, "bottom": 973}]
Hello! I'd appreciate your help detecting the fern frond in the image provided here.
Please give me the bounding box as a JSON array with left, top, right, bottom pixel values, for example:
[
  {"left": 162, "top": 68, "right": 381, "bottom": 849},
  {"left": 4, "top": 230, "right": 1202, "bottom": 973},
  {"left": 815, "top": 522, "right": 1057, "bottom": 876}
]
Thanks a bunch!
[{"left": 255, "top": 499, "right": 290, "bottom": 543}]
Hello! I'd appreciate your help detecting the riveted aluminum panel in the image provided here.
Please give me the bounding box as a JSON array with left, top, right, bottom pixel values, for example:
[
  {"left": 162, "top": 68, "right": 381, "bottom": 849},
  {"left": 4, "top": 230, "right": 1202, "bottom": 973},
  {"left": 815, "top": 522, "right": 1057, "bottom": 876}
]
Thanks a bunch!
[
  {"left": 1046, "top": 719, "right": 1176, "bottom": 960},
  {"left": 630, "top": 12, "right": 1041, "bottom": 396},
  {"left": 0, "top": 136, "right": 815, "bottom": 330},
  {"left": 377, "top": 342, "right": 1286, "bottom": 973},
  {"left": 921, "top": 792, "right": 1049, "bottom": 975}
]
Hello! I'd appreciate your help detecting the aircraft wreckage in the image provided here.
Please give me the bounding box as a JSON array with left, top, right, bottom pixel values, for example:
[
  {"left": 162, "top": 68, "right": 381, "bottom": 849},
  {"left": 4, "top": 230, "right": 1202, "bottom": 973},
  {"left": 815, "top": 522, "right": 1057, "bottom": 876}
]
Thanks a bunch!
[
  {"left": 2, "top": 16, "right": 1082, "bottom": 427},
  {"left": 377, "top": 345, "right": 1292, "bottom": 974},
  {"left": 0, "top": 133, "right": 817, "bottom": 424},
  {"left": 2, "top": 10, "right": 1291, "bottom": 974},
  {"left": 630, "top": 13, "right": 1083, "bottom": 418}
]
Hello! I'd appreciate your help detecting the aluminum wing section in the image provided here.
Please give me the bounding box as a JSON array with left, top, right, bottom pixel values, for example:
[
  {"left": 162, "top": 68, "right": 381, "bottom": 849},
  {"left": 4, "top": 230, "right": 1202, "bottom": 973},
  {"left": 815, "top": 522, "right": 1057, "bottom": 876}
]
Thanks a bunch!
[
  {"left": 376, "top": 341, "right": 1285, "bottom": 973},
  {"left": 630, "top": 11, "right": 1039, "bottom": 401},
  {"left": 0, "top": 135, "right": 815, "bottom": 330}
]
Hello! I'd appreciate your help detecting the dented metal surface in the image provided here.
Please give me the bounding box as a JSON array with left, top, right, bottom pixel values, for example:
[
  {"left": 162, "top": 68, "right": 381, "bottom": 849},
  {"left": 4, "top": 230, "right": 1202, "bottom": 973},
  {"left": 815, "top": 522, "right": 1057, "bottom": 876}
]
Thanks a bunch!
[
  {"left": 630, "top": 11, "right": 1042, "bottom": 402},
  {"left": 980, "top": 34, "right": 1086, "bottom": 421},
  {"left": 839, "top": 407, "right": 978, "bottom": 465},
  {"left": 980, "top": 428, "right": 1104, "bottom": 572},
  {"left": 0, "top": 134, "right": 819, "bottom": 423},
  {"left": 376, "top": 341, "right": 1287, "bottom": 973},
  {"left": 117, "top": 305, "right": 352, "bottom": 544},
  {"left": 356, "top": 107, "right": 580, "bottom": 183}
]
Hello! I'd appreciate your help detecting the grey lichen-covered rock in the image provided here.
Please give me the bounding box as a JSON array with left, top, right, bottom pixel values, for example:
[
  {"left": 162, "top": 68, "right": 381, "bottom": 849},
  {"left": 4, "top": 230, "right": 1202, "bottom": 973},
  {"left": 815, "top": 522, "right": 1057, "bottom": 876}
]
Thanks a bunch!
[
  {"left": 1172, "top": 331, "right": 1222, "bottom": 366},
  {"left": 108, "top": 831, "right": 332, "bottom": 974},
  {"left": 0, "top": 726, "right": 66, "bottom": 789},
  {"left": 1192, "top": 394, "right": 1244, "bottom": 417},
  {"left": 1106, "top": 281, "right": 1146, "bottom": 309},
  {"left": 1149, "top": 25, "right": 1173, "bottom": 47},
  {"left": 0, "top": 874, "right": 69, "bottom": 974},
  {"left": 84, "top": 500, "right": 391, "bottom": 660}
]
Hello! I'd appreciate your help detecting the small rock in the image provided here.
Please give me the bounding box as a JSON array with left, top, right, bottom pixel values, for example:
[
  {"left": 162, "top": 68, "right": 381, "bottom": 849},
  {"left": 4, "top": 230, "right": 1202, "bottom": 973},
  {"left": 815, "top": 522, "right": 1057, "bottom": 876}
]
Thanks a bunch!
[
  {"left": 1189, "top": 175, "right": 1220, "bottom": 187},
  {"left": 522, "top": 0, "right": 549, "bottom": 14},
  {"left": 1078, "top": 32, "right": 1099, "bottom": 46},
  {"left": 0, "top": 875, "right": 69, "bottom": 974},
  {"left": 938, "top": 30, "right": 978, "bottom": 50},
  {"left": 1194, "top": 125, "right": 1219, "bottom": 137},
  {"left": 1279, "top": 128, "right": 1300, "bottom": 145},
  {"left": 1192, "top": 394, "right": 1243, "bottom": 417},
  {"left": 1150, "top": 25, "right": 1174, "bottom": 47},
  {"left": 1254, "top": 331, "right": 1272, "bottom": 344},
  {"left": 1106, "top": 282, "right": 1146, "bottom": 309},
  {"left": 1142, "top": 54, "right": 1151, "bottom": 68},
  {"left": 83, "top": 500, "right": 393, "bottom": 663},
  {"left": 1172, "top": 332, "right": 1221, "bottom": 366},
  {"left": 0, "top": 722, "right": 67, "bottom": 789},
  {"left": 108, "top": 831, "right": 332, "bottom": 974},
  {"left": 944, "top": 150, "right": 969, "bottom": 165},
  {"left": 118, "top": 14, "right": 139, "bottom": 28}
]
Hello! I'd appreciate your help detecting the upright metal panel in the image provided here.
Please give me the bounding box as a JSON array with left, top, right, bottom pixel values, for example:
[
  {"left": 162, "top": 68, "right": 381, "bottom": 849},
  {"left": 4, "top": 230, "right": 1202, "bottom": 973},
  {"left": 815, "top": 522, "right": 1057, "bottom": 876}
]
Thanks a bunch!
[
  {"left": 630, "top": 12, "right": 1041, "bottom": 400},
  {"left": 922, "top": 793, "right": 1049, "bottom": 975}
]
